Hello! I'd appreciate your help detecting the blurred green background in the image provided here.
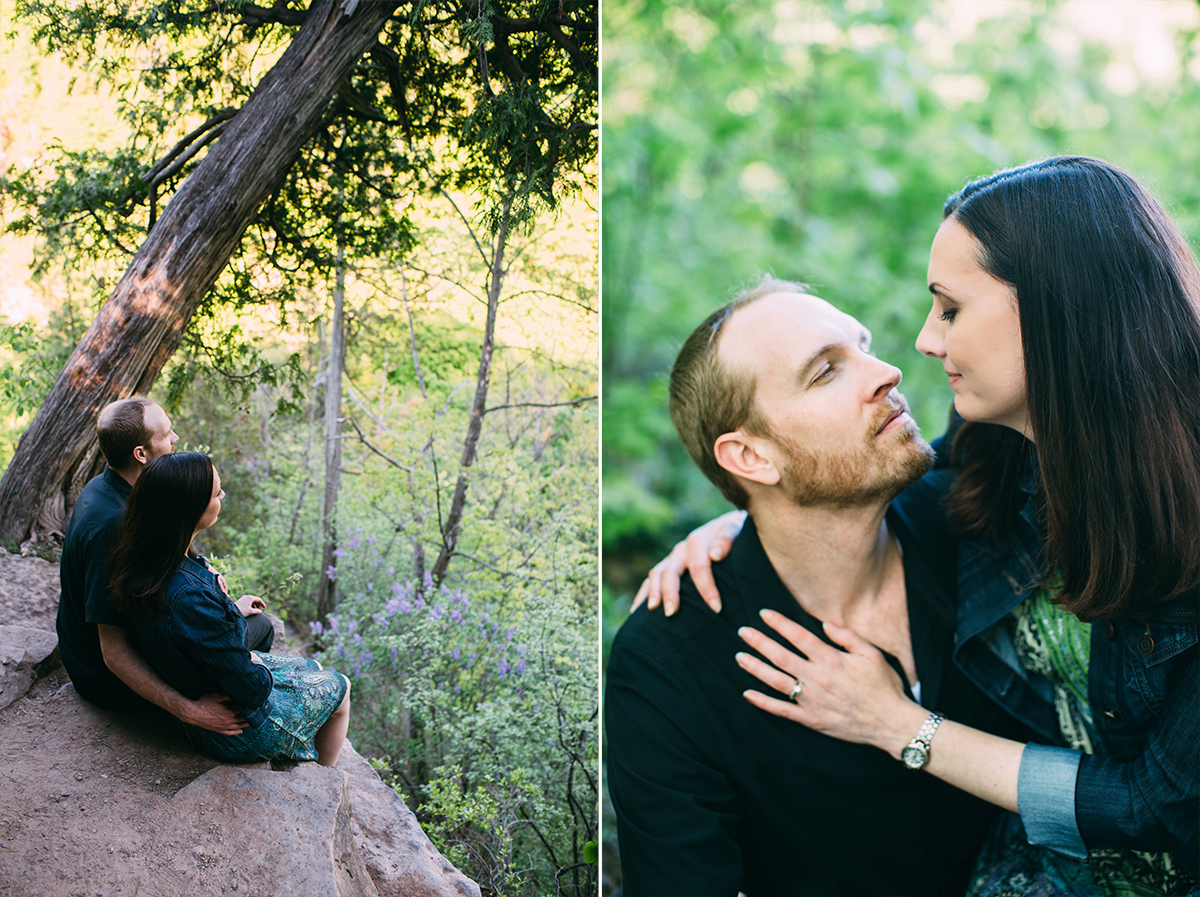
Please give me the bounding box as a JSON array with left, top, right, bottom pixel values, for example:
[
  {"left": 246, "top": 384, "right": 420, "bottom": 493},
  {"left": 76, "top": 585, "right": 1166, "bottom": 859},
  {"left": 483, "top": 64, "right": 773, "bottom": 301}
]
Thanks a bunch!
[
  {"left": 602, "top": 0, "right": 1200, "bottom": 637},
  {"left": 600, "top": 4, "right": 1200, "bottom": 886}
]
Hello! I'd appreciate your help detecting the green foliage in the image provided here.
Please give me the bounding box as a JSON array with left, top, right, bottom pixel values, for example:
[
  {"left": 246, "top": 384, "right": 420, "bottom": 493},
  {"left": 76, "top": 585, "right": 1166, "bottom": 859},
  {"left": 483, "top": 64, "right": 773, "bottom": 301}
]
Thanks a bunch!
[
  {"left": 423, "top": 764, "right": 543, "bottom": 897},
  {"left": 601, "top": 0, "right": 1200, "bottom": 618},
  {"left": 0, "top": 308, "right": 82, "bottom": 467},
  {"left": 354, "top": 310, "right": 483, "bottom": 394},
  {"left": 0, "top": 321, "right": 55, "bottom": 417},
  {"left": 317, "top": 569, "right": 598, "bottom": 897},
  {"left": 3, "top": 0, "right": 597, "bottom": 402}
]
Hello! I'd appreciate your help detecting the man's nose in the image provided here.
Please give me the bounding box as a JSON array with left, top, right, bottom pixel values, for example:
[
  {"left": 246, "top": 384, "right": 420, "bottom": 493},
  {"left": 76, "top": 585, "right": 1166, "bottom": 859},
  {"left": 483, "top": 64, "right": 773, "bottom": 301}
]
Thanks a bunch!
[{"left": 867, "top": 355, "right": 902, "bottom": 400}]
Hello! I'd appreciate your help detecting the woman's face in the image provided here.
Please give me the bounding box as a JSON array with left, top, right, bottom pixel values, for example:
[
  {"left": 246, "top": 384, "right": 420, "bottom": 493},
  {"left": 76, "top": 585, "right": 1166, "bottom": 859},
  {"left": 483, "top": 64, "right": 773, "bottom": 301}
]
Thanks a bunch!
[
  {"left": 194, "top": 467, "right": 225, "bottom": 533},
  {"left": 916, "top": 217, "right": 1031, "bottom": 439}
]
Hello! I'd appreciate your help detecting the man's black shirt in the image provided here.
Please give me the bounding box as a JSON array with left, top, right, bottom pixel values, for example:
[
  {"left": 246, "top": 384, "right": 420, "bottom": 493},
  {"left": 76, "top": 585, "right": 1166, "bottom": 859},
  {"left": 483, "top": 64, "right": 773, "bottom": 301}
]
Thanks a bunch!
[
  {"left": 56, "top": 466, "right": 142, "bottom": 709},
  {"left": 606, "top": 477, "right": 1029, "bottom": 896}
]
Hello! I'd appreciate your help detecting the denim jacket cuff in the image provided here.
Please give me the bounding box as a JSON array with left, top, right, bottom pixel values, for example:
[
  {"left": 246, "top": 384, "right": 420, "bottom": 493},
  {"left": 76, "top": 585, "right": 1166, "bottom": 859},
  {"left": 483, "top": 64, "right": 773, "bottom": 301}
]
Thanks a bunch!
[
  {"left": 244, "top": 694, "right": 273, "bottom": 730},
  {"left": 1018, "top": 743, "right": 1087, "bottom": 860}
]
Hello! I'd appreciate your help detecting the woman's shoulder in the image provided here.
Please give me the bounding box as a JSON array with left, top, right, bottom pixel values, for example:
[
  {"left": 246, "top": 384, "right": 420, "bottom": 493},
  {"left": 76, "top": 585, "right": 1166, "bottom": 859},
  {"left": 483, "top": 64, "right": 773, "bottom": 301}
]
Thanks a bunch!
[{"left": 164, "top": 557, "right": 225, "bottom": 607}]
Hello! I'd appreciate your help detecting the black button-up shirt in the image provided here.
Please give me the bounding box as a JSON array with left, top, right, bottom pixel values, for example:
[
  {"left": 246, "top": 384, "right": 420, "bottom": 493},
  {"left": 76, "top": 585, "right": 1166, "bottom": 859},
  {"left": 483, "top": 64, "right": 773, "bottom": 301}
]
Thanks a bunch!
[{"left": 606, "top": 481, "right": 1029, "bottom": 896}]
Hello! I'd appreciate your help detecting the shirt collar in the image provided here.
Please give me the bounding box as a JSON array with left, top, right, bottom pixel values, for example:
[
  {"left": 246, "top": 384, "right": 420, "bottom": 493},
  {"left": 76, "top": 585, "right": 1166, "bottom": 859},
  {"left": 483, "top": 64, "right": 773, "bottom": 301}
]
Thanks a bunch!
[
  {"left": 101, "top": 465, "right": 133, "bottom": 498},
  {"left": 731, "top": 510, "right": 951, "bottom": 705}
]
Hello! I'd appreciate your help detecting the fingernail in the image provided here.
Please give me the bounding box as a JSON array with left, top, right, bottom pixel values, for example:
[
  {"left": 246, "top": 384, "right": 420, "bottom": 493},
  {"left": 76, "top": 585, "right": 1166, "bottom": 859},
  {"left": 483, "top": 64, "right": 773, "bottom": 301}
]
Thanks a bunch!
[
  {"left": 665, "top": 604, "right": 675, "bottom": 617},
  {"left": 711, "top": 547, "right": 725, "bottom": 560},
  {"left": 759, "top": 608, "right": 775, "bottom": 621},
  {"left": 735, "top": 652, "right": 749, "bottom": 664}
]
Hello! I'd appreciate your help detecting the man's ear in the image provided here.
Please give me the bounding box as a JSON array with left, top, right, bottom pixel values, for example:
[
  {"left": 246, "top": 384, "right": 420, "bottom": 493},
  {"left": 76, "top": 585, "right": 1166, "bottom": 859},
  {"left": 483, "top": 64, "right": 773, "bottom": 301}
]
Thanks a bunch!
[
  {"left": 131, "top": 445, "right": 149, "bottom": 466},
  {"left": 714, "top": 431, "right": 780, "bottom": 487}
]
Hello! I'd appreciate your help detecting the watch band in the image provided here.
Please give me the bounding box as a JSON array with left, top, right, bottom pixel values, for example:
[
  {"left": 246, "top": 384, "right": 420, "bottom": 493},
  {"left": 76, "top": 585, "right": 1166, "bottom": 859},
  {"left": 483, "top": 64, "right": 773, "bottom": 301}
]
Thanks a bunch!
[
  {"left": 915, "top": 711, "right": 944, "bottom": 745},
  {"left": 901, "top": 712, "right": 944, "bottom": 770}
]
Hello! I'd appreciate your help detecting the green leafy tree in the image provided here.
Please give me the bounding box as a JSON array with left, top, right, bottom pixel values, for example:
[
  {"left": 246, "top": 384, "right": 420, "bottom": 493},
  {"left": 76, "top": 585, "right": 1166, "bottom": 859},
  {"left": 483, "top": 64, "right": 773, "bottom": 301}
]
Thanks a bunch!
[{"left": 0, "top": 0, "right": 597, "bottom": 549}]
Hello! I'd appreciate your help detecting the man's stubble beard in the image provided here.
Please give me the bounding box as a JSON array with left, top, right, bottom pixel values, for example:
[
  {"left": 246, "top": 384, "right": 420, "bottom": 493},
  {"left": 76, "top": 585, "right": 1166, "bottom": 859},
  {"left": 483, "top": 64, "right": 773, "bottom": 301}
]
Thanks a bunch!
[{"left": 774, "top": 424, "right": 936, "bottom": 510}]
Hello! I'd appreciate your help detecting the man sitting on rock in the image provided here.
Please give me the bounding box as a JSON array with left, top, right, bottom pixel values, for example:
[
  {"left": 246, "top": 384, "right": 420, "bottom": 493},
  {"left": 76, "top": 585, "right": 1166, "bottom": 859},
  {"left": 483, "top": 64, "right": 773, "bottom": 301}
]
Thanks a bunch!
[{"left": 56, "top": 396, "right": 271, "bottom": 733}]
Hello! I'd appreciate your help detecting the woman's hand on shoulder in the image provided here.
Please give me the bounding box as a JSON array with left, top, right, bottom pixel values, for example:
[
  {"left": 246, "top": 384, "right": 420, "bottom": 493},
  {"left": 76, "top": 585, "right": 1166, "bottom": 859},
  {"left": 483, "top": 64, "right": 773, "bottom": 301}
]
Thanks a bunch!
[{"left": 632, "top": 510, "right": 747, "bottom": 616}]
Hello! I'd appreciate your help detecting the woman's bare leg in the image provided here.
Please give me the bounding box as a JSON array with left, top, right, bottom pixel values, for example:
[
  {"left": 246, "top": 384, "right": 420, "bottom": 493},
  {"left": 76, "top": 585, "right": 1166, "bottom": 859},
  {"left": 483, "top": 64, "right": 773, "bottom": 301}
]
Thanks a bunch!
[{"left": 315, "top": 680, "right": 351, "bottom": 767}]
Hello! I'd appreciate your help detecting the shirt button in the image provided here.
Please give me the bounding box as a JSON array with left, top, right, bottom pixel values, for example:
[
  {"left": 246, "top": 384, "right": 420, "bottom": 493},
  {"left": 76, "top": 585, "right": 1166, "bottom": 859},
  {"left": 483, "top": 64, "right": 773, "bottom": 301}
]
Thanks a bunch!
[{"left": 1137, "top": 633, "right": 1155, "bottom": 655}]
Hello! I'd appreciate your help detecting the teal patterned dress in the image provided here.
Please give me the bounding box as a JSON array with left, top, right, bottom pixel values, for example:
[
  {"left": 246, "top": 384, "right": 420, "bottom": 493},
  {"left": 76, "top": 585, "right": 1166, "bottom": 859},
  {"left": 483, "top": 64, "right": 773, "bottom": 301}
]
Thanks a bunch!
[
  {"left": 967, "top": 591, "right": 1199, "bottom": 897},
  {"left": 184, "top": 652, "right": 349, "bottom": 763}
]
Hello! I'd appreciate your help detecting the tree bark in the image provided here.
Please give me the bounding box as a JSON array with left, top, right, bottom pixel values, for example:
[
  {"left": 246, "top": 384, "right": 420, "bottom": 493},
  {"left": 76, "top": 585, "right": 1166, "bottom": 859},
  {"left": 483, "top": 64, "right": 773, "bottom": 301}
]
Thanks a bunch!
[
  {"left": 429, "top": 192, "right": 515, "bottom": 586},
  {"left": 0, "top": 0, "right": 396, "bottom": 547}
]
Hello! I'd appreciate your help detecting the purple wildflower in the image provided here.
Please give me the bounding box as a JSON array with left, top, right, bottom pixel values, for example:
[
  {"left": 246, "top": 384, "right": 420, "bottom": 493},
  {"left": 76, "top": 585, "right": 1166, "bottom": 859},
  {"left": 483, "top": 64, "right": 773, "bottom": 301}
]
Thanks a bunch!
[
  {"left": 325, "top": 565, "right": 337, "bottom": 581},
  {"left": 310, "top": 621, "right": 324, "bottom": 636}
]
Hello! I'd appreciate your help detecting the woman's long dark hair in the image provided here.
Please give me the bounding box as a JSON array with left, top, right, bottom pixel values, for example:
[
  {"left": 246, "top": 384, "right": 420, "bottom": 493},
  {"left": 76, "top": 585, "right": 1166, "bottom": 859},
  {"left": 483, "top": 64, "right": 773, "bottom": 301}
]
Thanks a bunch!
[
  {"left": 109, "top": 452, "right": 215, "bottom": 616},
  {"left": 945, "top": 156, "right": 1200, "bottom": 620}
]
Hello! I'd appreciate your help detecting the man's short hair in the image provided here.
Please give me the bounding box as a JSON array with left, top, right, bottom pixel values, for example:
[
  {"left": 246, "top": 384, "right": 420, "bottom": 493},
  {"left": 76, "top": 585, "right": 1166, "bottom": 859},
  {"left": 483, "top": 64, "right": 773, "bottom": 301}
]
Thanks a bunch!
[
  {"left": 97, "top": 397, "right": 154, "bottom": 471},
  {"left": 669, "top": 277, "right": 811, "bottom": 509}
]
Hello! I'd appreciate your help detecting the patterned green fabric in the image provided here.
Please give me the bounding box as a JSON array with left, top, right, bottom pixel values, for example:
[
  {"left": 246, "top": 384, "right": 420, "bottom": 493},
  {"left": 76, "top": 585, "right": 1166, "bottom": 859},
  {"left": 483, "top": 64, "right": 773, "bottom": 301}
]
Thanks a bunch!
[
  {"left": 183, "top": 652, "right": 348, "bottom": 763},
  {"left": 969, "top": 812, "right": 1199, "bottom": 897},
  {"left": 1012, "top": 589, "right": 1094, "bottom": 752},
  {"left": 968, "top": 592, "right": 1198, "bottom": 897}
]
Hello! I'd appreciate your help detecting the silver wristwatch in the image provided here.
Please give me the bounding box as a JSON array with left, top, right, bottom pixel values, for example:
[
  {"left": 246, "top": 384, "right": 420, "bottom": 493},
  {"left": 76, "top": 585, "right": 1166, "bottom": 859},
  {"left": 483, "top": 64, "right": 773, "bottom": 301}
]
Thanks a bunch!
[{"left": 901, "top": 712, "right": 945, "bottom": 770}]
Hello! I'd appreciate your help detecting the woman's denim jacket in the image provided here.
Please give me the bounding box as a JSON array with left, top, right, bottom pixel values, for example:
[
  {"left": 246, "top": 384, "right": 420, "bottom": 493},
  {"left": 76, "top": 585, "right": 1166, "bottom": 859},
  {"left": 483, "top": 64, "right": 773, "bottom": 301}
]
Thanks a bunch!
[
  {"left": 129, "top": 554, "right": 274, "bottom": 728},
  {"left": 943, "top": 454, "right": 1198, "bottom": 877}
]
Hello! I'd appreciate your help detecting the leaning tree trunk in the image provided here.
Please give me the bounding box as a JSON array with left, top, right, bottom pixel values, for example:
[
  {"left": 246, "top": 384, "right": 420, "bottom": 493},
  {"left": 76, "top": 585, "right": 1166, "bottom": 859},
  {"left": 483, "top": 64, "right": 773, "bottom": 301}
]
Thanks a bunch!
[{"left": 0, "top": 0, "right": 395, "bottom": 547}]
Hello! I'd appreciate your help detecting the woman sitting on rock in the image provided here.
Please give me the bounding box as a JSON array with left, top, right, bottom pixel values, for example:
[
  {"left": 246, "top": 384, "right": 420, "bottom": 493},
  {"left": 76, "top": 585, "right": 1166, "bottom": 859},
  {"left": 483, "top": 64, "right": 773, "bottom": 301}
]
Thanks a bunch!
[{"left": 108, "top": 452, "right": 350, "bottom": 766}]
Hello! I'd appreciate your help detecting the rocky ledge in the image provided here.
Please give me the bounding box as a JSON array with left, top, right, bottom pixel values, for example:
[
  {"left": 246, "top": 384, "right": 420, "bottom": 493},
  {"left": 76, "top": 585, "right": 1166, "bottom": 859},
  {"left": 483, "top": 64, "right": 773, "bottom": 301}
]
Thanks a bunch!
[{"left": 0, "top": 548, "right": 479, "bottom": 897}]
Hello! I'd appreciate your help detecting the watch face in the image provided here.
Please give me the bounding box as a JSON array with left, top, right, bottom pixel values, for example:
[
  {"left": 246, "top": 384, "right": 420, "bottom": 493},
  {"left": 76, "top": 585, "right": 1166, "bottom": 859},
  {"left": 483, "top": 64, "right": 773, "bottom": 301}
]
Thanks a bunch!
[{"left": 902, "top": 743, "right": 927, "bottom": 769}]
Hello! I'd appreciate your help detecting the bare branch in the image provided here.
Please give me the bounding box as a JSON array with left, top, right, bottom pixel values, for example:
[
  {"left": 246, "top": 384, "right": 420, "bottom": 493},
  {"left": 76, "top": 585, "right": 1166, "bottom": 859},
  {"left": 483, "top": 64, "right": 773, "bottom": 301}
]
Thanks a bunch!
[
  {"left": 449, "top": 551, "right": 552, "bottom": 584},
  {"left": 435, "top": 186, "right": 490, "bottom": 268},
  {"left": 346, "top": 416, "right": 413, "bottom": 471},
  {"left": 143, "top": 110, "right": 238, "bottom": 185},
  {"left": 484, "top": 395, "right": 596, "bottom": 414},
  {"left": 237, "top": 1, "right": 310, "bottom": 28},
  {"left": 148, "top": 119, "right": 233, "bottom": 189}
]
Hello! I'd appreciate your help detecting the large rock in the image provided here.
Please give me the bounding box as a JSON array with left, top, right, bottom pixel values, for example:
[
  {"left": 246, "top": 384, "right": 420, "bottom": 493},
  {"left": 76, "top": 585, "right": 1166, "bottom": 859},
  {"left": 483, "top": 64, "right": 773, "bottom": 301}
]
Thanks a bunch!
[
  {"left": 0, "top": 545, "right": 58, "bottom": 632},
  {"left": 340, "top": 746, "right": 480, "bottom": 897},
  {"left": 0, "top": 539, "right": 480, "bottom": 897},
  {"left": 173, "top": 764, "right": 376, "bottom": 897},
  {"left": 0, "top": 624, "right": 59, "bottom": 710},
  {"left": 0, "top": 674, "right": 480, "bottom": 897}
]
